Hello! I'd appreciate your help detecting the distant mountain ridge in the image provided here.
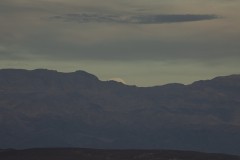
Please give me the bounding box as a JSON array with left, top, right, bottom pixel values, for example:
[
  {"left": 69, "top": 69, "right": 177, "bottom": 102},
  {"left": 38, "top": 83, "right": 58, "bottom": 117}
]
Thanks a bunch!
[{"left": 0, "top": 69, "right": 240, "bottom": 155}]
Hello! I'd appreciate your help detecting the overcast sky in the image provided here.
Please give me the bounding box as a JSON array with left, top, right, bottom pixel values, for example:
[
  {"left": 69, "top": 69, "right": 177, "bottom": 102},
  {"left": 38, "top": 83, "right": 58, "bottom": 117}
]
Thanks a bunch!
[{"left": 0, "top": 0, "right": 240, "bottom": 86}]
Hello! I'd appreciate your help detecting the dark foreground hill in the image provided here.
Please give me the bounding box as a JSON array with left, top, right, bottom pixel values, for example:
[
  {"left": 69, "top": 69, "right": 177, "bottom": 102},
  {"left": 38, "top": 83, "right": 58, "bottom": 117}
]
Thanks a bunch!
[
  {"left": 0, "top": 69, "right": 240, "bottom": 154},
  {"left": 0, "top": 148, "right": 240, "bottom": 160}
]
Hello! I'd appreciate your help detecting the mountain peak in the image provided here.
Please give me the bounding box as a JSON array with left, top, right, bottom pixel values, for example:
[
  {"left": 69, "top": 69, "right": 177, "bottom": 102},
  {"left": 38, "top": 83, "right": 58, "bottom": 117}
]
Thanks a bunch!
[
  {"left": 71, "top": 70, "right": 99, "bottom": 80},
  {"left": 0, "top": 69, "right": 100, "bottom": 91}
]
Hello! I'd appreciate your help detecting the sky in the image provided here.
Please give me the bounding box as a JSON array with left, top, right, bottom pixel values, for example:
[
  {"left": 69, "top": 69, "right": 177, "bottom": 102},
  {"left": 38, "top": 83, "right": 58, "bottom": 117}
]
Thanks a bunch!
[{"left": 0, "top": 0, "right": 240, "bottom": 86}]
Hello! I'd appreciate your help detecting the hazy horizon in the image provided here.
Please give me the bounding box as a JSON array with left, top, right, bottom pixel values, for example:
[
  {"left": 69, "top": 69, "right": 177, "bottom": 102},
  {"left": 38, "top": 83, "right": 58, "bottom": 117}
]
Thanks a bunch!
[
  {"left": 0, "top": 68, "right": 239, "bottom": 87},
  {"left": 1, "top": 0, "right": 240, "bottom": 86}
]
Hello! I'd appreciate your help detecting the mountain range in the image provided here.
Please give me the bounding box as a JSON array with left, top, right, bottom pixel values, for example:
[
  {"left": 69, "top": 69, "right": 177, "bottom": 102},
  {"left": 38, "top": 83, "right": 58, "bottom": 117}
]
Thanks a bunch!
[{"left": 0, "top": 69, "right": 239, "bottom": 155}]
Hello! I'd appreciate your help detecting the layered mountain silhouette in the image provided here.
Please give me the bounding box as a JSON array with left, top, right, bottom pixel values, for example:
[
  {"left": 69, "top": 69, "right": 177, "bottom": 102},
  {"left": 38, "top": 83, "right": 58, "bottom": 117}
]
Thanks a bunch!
[{"left": 0, "top": 69, "right": 240, "bottom": 155}]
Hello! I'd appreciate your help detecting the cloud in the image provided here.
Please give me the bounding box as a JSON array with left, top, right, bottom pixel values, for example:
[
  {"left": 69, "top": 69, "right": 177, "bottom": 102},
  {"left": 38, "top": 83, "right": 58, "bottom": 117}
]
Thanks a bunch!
[
  {"left": 134, "top": 14, "right": 219, "bottom": 24},
  {"left": 51, "top": 13, "right": 219, "bottom": 24},
  {"left": 0, "top": 0, "right": 240, "bottom": 86}
]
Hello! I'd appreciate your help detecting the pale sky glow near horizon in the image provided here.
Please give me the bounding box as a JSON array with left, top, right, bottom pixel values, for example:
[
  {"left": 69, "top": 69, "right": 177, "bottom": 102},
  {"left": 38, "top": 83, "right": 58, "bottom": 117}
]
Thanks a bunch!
[{"left": 0, "top": 0, "right": 240, "bottom": 86}]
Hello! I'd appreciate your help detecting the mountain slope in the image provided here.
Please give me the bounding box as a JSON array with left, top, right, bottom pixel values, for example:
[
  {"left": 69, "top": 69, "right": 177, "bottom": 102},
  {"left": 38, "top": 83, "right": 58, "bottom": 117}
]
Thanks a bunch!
[
  {"left": 0, "top": 148, "right": 240, "bottom": 160},
  {"left": 0, "top": 69, "right": 239, "bottom": 154}
]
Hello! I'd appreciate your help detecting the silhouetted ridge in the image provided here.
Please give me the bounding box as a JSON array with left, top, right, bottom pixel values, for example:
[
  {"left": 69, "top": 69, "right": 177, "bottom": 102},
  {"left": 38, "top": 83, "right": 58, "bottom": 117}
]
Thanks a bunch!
[
  {"left": 0, "top": 69, "right": 100, "bottom": 91},
  {"left": 191, "top": 74, "right": 240, "bottom": 87},
  {"left": 69, "top": 70, "right": 99, "bottom": 80}
]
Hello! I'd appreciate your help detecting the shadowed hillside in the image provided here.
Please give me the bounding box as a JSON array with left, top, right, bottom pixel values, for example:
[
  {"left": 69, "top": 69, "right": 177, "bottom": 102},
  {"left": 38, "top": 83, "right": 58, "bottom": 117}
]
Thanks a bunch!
[
  {"left": 0, "top": 69, "right": 240, "bottom": 154},
  {"left": 0, "top": 148, "right": 240, "bottom": 160}
]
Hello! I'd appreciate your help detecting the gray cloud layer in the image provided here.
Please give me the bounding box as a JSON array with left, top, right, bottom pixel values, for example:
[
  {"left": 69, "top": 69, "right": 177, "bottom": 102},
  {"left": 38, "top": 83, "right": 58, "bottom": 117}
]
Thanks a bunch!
[
  {"left": 0, "top": 0, "right": 240, "bottom": 86},
  {"left": 52, "top": 13, "right": 219, "bottom": 24}
]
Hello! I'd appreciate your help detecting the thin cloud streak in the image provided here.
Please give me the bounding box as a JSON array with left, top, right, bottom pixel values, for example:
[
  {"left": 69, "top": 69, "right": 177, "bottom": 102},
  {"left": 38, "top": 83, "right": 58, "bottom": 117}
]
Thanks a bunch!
[{"left": 51, "top": 13, "right": 219, "bottom": 24}]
